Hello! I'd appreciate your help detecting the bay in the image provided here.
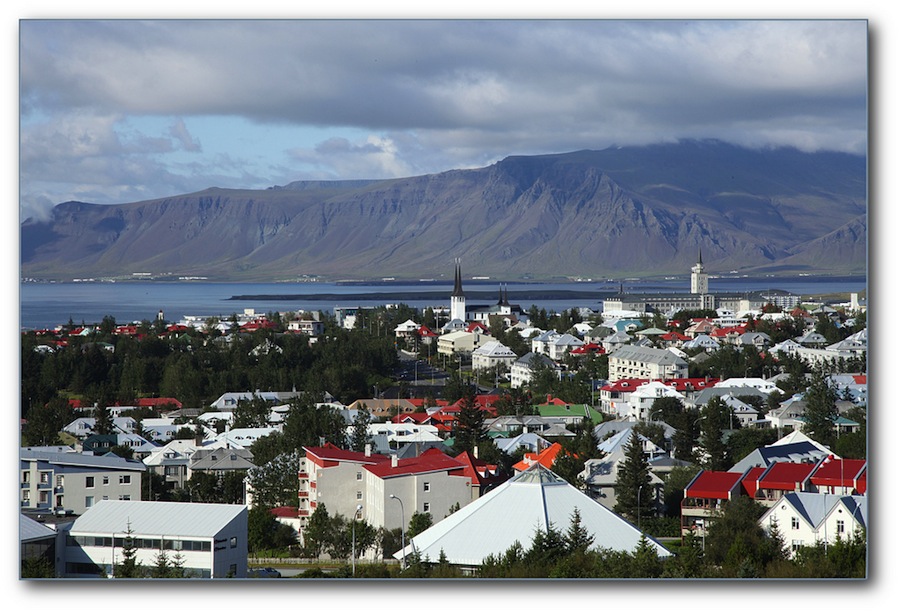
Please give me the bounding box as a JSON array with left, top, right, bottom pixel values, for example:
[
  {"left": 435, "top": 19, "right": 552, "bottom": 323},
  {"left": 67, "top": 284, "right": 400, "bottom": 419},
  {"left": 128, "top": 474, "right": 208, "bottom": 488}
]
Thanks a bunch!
[{"left": 19, "top": 275, "right": 867, "bottom": 331}]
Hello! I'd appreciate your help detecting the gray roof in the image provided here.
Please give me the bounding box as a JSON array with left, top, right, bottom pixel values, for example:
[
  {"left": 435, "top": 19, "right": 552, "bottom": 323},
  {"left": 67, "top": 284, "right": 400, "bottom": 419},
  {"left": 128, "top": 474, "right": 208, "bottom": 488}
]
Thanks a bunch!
[
  {"left": 20, "top": 448, "right": 146, "bottom": 472},
  {"left": 68, "top": 500, "right": 246, "bottom": 538},
  {"left": 398, "top": 464, "right": 671, "bottom": 566},
  {"left": 609, "top": 344, "right": 688, "bottom": 366},
  {"left": 20, "top": 514, "right": 59, "bottom": 543},
  {"left": 729, "top": 441, "right": 830, "bottom": 473}
]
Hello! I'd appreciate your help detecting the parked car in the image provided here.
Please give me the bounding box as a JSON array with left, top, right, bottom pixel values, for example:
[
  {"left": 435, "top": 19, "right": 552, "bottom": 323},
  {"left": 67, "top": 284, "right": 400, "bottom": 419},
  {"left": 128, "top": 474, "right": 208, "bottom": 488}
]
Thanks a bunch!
[{"left": 249, "top": 567, "right": 281, "bottom": 578}]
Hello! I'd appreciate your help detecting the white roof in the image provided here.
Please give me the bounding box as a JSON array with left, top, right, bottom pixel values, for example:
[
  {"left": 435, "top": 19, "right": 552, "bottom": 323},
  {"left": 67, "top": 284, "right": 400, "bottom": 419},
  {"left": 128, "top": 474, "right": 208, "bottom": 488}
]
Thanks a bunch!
[
  {"left": 397, "top": 464, "right": 671, "bottom": 566},
  {"left": 69, "top": 500, "right": 246, "bottom": 538}
]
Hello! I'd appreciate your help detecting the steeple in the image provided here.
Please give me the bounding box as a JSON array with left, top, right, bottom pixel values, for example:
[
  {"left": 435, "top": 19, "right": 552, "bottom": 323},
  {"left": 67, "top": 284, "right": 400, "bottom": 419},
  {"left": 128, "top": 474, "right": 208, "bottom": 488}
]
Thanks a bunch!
[
  {"left": 452, "top": 258, "right": 465, "bottom": 298},
  {"left": 698, "top": 247, "right": 703, "bottom": 266}
]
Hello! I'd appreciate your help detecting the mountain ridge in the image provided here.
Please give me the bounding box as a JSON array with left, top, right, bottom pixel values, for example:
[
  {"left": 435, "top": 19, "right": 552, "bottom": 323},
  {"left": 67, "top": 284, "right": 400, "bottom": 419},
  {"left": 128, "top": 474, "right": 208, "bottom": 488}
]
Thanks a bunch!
[{"left": 20, "top": 140, "right": 867, "bottom": 281}]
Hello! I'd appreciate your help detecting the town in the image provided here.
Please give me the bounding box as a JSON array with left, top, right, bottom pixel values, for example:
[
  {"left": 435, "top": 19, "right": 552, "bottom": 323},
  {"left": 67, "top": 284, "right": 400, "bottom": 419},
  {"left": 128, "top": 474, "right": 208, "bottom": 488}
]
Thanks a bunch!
[{"left": 19, "top": 257, "right": 868, "bottom": 579}]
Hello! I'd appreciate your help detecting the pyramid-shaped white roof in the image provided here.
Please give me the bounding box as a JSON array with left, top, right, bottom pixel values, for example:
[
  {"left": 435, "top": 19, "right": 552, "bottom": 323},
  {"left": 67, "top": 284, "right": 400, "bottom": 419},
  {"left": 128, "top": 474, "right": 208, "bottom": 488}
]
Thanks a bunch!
[{"left": 396, "top": 464, "right": 671, "bottom": 567}]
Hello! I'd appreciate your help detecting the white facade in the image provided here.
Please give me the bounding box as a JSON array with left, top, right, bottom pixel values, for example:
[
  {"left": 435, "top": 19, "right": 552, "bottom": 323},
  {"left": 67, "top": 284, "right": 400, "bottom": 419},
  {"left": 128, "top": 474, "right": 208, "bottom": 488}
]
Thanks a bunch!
[
  {"left": 626, "top": 381, "right": 687, "bottom": 422},
  {"left": 471, "top": 340, "right": 518, "bottom": 371},
  {"left": 760, "top": 492, "right": 866, "bottom": 559},
  {"left": 62, "top": 500, "right": 248, "bottom": 578}
]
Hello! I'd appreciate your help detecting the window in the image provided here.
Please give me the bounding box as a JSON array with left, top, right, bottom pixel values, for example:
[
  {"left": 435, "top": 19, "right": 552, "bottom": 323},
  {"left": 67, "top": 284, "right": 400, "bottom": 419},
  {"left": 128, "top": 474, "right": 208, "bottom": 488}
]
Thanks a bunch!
[
  {"left": 423, "top": 502, "right": 430, "bottom": 512},
  {"left": 230, "top": 537, "right": 237, "bottom": 548},
  {"left": 39, "top": 491, "right": 49, "bottom": 504},
  {"left": 22, "top": 491, "right": 30, "bottom": 502},
  {"left": 119, "top": 495, "right": 131, "bottom": 501},
  {"left": 423, "top": 482, "right": 431, "bottom": 492},
  {"left": 356, "top": 491, "right": 363, "bottom": 500},
  {"left": 119, "top": 475, "right": 131, "bottom": 485},
  {"left": 85, "top": 477, "right": 95, "bottom": 488},
  {"left": 103, "top": 476, "right": 109, "bottom": 485},
  {"left": 85, "top": 496, "right": 94, "bottom": 508},
  {"left": 791, "top": 517, "right": 800, "bottom": 530},
  {"left": 22, "top": 471, "right": 30, "bottom": 484},
  {"left": 837, "top": 520, "right": 845, "bottom": 534},
  {"left": 56, "top": 475, "right": 64, "bottom": 487},
  {"left": 40, "top": 472, "right": 51, "bottom": 484},
  {"left": 791, "top": 540, "right": 803, "bottom": 553},
  {"left": 356, "top": 471, "right": 363, "bottom": 481}
]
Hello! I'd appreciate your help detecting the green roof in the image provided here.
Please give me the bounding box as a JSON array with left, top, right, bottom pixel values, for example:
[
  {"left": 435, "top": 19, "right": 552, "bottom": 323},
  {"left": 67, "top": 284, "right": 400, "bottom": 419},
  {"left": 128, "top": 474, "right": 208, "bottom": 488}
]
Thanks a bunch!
[{"left": 534, "top": 403, "right": 604, "bottom": 424}]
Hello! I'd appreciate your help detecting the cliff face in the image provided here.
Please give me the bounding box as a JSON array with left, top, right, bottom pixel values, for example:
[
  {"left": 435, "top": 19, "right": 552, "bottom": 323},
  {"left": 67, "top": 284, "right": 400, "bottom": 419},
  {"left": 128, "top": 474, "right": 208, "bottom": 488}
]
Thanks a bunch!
[{"left": 21, "top": 140, "right": 867, "bottom": 280}]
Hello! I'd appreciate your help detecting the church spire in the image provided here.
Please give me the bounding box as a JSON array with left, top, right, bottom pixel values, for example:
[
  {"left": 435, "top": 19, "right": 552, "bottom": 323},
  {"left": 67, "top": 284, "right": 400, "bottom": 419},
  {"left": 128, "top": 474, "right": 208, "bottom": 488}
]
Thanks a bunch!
[
  {"left": 452, "top": 258, "right": 465, "bottom": 298},
  {"left": 698, "top": 247, "right": 703, "bottom": 266}
]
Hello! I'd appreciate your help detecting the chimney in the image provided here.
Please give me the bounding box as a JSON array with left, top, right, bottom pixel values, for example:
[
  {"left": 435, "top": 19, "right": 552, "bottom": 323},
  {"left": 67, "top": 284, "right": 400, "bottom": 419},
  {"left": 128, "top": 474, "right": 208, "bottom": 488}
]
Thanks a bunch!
[
  {"left": 391, "top": 454, "right": 398, "bottom": 468},
  {"left": 365, "top": 443, "right": 371, "bottom": 457}
]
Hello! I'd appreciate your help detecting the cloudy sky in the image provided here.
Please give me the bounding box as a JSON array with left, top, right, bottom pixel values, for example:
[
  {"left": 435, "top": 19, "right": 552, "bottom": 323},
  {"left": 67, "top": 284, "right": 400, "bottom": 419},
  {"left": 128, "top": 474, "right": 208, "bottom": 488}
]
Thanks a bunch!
[{"left": 19, "top": 18, "right": 868, "bottom": 220}]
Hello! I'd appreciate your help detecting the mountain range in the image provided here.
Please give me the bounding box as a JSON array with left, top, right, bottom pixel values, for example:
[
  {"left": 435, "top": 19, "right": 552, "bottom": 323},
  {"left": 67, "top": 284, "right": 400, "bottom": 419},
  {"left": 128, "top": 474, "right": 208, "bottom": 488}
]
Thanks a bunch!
[{"left": 20, "top": 140, "right": 867, "bottom": 281}]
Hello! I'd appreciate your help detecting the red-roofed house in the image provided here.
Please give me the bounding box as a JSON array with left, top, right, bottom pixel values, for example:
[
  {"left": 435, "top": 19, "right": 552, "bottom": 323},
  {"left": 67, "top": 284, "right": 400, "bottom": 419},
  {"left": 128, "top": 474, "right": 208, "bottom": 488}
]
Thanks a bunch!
[
  {"left": 681, "top": 468, "right": 762, "bottom": 540},
  {"left": 809, "top": 457, "right": 867, "bottom": 496},
  {"left": 753, "top": 462, "right": 817, "bottom": 506},
  {"left": 512, "top": 442, "right": 570, "bottom": 472},
  {"left": 299, "top": 444, "right": 481, "bottom": 551},
  {"left": 453, "top": 450, "right": 508, "bottom": 498}
]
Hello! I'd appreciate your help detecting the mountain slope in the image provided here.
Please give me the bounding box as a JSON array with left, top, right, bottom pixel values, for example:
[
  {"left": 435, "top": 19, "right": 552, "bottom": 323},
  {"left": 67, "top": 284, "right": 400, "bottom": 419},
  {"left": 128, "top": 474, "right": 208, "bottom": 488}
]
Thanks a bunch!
[{"left": 20, "top": 140, "right": 867, "bottom": 281}]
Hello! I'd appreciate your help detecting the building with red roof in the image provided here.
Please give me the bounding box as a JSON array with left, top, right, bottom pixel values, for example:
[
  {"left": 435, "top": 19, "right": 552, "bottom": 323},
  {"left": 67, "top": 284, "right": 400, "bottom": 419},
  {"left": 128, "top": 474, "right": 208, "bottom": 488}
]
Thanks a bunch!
[
  {"left": 809, "top": 457, "right": 867, "bottom": 496},
  {"left": 298, "top": 444, "right": 485, "bottom": 550},
  {"left": 681, "top": 468, "right": 763, "bottom": 540},
  {"left": 512, "top": 442, "right": 570, "bottom": 472},
  {"left": 753, "top": 462, "right": 817, "bottom": 505}
]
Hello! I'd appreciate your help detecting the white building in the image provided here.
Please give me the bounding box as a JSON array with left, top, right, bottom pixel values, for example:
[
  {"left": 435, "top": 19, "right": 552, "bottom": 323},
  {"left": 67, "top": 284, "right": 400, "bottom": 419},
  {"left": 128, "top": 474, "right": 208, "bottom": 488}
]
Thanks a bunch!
[
  {"left": 607, "top": 344, "right": 689, "bottom": 382},
  {"left": 626, "top": 381, "right": 687, "bottom": 422},
  {"left": 471, "top": 340, "right": 518, "bottom": 372},
  {"left": 759, "top": 492, "right": 866, "bottom": 559},
  {"left": 61, "top": 500, "right": 248, "bottom": 578}
]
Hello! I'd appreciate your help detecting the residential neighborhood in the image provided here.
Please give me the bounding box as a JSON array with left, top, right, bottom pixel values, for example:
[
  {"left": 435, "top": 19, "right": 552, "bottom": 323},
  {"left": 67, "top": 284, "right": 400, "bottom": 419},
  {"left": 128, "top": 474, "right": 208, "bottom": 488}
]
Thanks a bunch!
[{"left": 19, "top": 261, "right": 868, "bottom": 580}]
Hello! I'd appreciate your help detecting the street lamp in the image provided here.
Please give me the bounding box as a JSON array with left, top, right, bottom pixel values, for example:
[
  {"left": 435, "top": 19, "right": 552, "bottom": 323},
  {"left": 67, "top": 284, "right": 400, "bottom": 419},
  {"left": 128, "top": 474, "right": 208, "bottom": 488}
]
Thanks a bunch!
[
  {"left": 351, "top": 504, "right": 362, "bottom": 577},
  {"left": 637, "top": 484, "right": 643, "bottom": 531},
  {"left": 389, "top": 494, "right": 407, "bottom": 570}
]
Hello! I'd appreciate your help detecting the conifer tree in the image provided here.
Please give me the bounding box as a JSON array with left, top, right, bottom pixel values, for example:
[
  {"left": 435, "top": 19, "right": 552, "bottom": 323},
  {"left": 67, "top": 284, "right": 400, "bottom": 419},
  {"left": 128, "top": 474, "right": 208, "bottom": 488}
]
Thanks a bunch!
[
  {"left": 348, "top": 406, "right": 373, "bottom": 452},
  {"left": 614, "top": 430, "right": 652, "bottom": 525},
  {"left": 697, "top": 396, "right": 731, "bottom": 470},
  {"left": 115, "top": 521, "right": 141, "bottom": 578},
  {"left": 801, "top": 367, "right": 839, "bottom": 448},
  {"left": 453, "top": 391, "right": 486, "bottom": 454},
  {"left": 563, "top": 508, "right": 595, "bottom": 554}
]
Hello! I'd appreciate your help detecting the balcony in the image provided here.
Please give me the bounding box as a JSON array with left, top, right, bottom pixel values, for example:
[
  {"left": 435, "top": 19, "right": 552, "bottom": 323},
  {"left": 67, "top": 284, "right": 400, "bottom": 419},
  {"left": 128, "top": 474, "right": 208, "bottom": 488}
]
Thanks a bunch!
[{"left": 298, "top": 491, "right": 309, "bottom": 498}]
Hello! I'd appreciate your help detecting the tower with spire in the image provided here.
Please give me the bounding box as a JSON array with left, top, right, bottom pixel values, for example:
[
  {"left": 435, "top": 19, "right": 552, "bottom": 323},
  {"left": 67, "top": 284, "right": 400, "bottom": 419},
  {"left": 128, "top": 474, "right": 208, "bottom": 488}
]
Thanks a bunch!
[
  {"left": 690, "top": 247, "right": 708, "bottom": 295},
  {"left": 450, "top": 258, "right": 466, "bottom": 322}
]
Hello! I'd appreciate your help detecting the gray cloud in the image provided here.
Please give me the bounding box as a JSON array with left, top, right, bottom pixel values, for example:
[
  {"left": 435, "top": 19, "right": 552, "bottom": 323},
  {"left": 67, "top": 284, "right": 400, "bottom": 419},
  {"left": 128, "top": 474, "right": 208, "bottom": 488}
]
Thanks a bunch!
[{"left": 20, "top": 19, "right": 867, "bottom": 215}]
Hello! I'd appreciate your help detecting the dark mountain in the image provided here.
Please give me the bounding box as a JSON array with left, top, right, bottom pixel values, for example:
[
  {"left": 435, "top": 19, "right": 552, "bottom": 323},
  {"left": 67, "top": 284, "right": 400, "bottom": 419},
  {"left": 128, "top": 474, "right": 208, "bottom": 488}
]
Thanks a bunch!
[{"left": 20, "top": 140, "right": 867, "bottom": 281}]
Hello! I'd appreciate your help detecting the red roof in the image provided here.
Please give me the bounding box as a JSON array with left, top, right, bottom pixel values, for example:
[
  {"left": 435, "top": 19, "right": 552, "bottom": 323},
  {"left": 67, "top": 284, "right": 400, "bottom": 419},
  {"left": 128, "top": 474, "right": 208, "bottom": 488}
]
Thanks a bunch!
[
  {"left": 512, "top": 442, "right": 569, "bottom": 472},
  {"left": 601, "top": 378, "right": 650, "bottom": 392},
  {"left": 304, "top": 443, "right": 390, "bottom": 467},
  {"left": 757, "top": 462, "right": 816, "bottom": 491},
  {"left": 685, "top": 471, "right": 744, "bottom": 499},
  {"left": 465, "top": 322, "right": 490, "bottom": 333},
  {"left": 417, "top": 325, "right": 438, "bottom": 338},
  {"left": 453, "top": 450, "right": 505, "bottom": 487},
  {"left": 660, "top": 331, "right": 690, "bottom": 341},
  {"left": 809, "top": 458, "right": 867, "bottom": 490},
  {"left": 389, "top": 412, "right": 432, "bottom": 424},
  {"left": 135, "top": 397, "right": 183, "bottom": 409},
  {"left": 852, "top": 374, "right": 866, "bottom": 385},
  {"left": 365, "top": 448, "right": 468, "bottom": 478},
  {"left": 571, "top": 343, "right": 605, "bottom": 355},
  {"left": 740, "top": 467, "right": 766, "bottom": 498},
  {"left": 270, "top": 506, "right": 302, "bottom": 519},
  {"left": 664, "top": 378, "right": 718, "bottom": 391}
]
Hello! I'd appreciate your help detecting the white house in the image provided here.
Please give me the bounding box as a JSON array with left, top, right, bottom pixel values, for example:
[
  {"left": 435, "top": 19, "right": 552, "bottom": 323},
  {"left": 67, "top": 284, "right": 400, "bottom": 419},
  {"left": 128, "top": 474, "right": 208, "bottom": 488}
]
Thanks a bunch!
[
  {"left": 759, "top": 492, "right": 867, "bottom": 558},
  {"left": 626, "top": 381, "right": 687, "bottom": 422},
  {"left": 509, "top": 352, "right": 560, "bottom": 389},
  {"left": 62, "top": 500, "right": 248, "bottom": 578},
  {"left": 471, "top": 340, "right": 518, "bottom": 372}
]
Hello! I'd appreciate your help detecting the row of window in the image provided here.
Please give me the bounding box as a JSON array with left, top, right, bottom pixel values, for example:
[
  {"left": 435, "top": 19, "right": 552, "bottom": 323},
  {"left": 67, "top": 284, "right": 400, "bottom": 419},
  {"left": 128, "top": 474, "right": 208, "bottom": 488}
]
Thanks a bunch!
[
  {"left": 65, "top": 562, "right": 212, "bottom": 578},
  {"left": 789, "top": 516, "right": 846, "bottom": 533},
  {"left": 68, "top": 535, "right": 214, "bottom": 551}
]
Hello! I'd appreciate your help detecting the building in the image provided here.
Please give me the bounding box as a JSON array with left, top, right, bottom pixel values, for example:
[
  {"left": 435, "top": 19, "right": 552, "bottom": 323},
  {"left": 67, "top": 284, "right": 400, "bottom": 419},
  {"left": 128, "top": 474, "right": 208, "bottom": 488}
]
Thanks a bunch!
[
  {"left": 607, "top": 345, "right": 689, "bottom": 382},
  {"left": 602, "top": 252, "right": 792, "bottom": 314},
  {"left": 509, "top": 352, "right": 561, "bottom": 389},
  {"left": 396, "top": 464, "right": 672, "bottom": 571},
  {"left": 20, "top": 448, "right": 145, "bottom": 516},
  {"left": 61, "top": 500, "right": 248, "bottom": 578},
  {"left": 759, "top": 492, "right": 867, "bottom": 558},
  {"left": 450, "top": 258, "right": 466, "bottom": 322},
  {"left": 471, "top": 340, "right": 518, "bottom": 372}
]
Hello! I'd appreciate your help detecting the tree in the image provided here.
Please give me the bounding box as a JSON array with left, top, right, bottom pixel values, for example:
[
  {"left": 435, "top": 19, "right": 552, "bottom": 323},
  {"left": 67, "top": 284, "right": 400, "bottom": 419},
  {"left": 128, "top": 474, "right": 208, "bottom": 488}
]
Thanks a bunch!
[
  {"left": 115, "top": 521, "right": 141, "bottom": 578},
  {"left": 407, "top": 511, "right": 433, "bottom": 539},
  {"left": 22, "top": 395, "right": 73, "bottom": 446},
  {"left": 453, "top": 392, "right": 486, "bottom": 454},
  {"left": 802, "top": 368, "right": 840, "bottom": 448},
  {"left": 232, "top": 397, "right": 273, "bottom": 429},
  {"left": 563, "top": 508, "right": 594, "bottom": 554},
  {"left": 348, "top": 406, "right": 373, "bottom": 452},
  {"left": 697, "top": 397, "right": 731, "bottom": 470},
  {"left": 614, "top": 431, "right": 653, "bottom": 525},
  {"left": 705, "top": 496, "right": 782, "bottom": 577},
  {"left": 248, "top": 505, "right": 298, "bottom": 553},
  {"left": 246, "top": 450, "right": 302, "bottom": 508},
  {"left": 93, "top": 402, "right": 114, "bottom": 435},
  {"left": 302, "top": 504, "right": 332, "bottom": 558}
]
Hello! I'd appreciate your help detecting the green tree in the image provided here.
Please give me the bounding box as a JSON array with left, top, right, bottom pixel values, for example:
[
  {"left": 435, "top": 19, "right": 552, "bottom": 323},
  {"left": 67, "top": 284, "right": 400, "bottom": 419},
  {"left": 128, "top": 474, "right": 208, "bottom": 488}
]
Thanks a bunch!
[
  {"left": 115, "top": 522, "right": 141, "bottom": 578},
  {"left": 614, "top": 431, "right": 652, "bottom": 525},
  {"left": 802, "top": 368, "right": 840, "bottom": 448},
  {"left": 348, "top": 406, "right": 373, "bottom": 452},
  {"left": 631, "top": 534, "right": 664, "bottom": 578},
  {"left": 246, "top": 450, "right": 301, "bottom": 508},
  {"left": 302, "top": 504, "right": 332, "bottom": 558},
  {"left": 453, "top": 392, "right": 486, "bottom": 454},
  {"left": 93, "top": 402, "right": 114, "bottom": 435},
  {"left": 563, "top": 508, "right": 595, "bottom": 554},
  {"left": 705, "top": 496, "right": 782, "bottom": 577},
  {"left": 407, "top": 511, "right": 433, "bottom": 539},
  {"left": 697, "top": 397, "right": 731, "bottom": 470},
  {"left": 232, "top": 397, "right": 273, "bottom": 429},
  {"left": 248, "top": 505, "right": 298, "bottom": 554},
  {"left": 22, "top": 395, "right": 74, "bottom": 446}
]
